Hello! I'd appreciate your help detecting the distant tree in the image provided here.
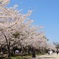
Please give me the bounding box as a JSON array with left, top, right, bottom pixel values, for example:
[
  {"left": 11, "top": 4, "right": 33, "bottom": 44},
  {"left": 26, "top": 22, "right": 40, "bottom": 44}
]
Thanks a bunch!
[
  {"left": 54, "top": 43, "right": 59, "bottom": 50},
  {"left": 46, "top": 42, "right": 56, "bottom": 51}
]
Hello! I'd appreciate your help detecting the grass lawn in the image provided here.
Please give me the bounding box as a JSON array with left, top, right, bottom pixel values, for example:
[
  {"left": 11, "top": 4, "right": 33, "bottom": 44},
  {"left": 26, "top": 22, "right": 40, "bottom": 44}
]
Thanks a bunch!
[{"left": 10, "top": 55, "right": 31, "bottom": 59}]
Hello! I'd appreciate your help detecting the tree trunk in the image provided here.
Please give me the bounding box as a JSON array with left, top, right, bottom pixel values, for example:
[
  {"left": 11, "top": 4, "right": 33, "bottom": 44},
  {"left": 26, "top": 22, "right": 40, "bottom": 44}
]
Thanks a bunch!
[
  {"left": 7, "top": 42, "right": 11, "bottom": 59},
  {"left": 31, "top": 47, "right": 36, "bottom": 58},
  {"left": 2, "top": 31, "right": 11, "bottom": 59}
]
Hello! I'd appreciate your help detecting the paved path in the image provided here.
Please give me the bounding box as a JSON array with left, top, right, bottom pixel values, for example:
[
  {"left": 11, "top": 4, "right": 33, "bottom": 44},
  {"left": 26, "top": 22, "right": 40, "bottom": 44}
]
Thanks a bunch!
[{"left": 35, "top": 53, "right": 59, "bottom": 59}]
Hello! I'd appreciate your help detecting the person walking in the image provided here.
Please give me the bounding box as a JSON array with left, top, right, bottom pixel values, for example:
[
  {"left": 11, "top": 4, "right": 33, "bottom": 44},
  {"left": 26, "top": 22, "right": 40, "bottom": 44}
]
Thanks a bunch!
[{"left": 56, "top": 49, "right": 59, "bottom": 55}]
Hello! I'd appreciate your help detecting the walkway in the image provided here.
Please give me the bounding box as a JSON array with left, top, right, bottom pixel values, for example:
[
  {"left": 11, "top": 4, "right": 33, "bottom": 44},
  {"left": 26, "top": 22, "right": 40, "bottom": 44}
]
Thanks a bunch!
[{"left": 35, "top": 53, "right": 59, "bottom": 59}]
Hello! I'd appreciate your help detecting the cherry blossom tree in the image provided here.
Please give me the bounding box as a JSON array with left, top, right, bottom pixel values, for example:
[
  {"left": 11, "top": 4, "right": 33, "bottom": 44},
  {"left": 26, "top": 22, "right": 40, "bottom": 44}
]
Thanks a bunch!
[
  {"left": 46, "top": 42, "right": 56, "bottom": 51},
  {"left": 0, "top": 0, "right": 48, "bottom": 59}
]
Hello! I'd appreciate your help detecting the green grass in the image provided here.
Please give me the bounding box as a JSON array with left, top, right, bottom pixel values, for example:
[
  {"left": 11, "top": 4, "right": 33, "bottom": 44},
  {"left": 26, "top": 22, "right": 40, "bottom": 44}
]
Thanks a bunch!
[
  {"left": 11, "top": 56, "right": 31, "bottom": 59},
  {"left": 3, "top": 56, "right": 31, "bottom": 59},
  {"left": 3, "top": 53, "right": 44, "bottom": 59}
]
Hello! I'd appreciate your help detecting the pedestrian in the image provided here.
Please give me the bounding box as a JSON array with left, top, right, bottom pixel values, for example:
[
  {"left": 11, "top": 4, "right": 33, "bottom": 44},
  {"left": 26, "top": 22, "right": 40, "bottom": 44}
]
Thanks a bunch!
[
  {"left": 48, "top": 49, "right": 53, "bottom": 55},
  {"left": 50, "top": 50, "right": 53, "bottom": 55},
  {"left": 15, "top": 50, "right": 19, "bottom": 55},
  {"left": 56, "top": 50, "right": 59, "bottom": 55},
  {"left": 48, "top": 50, "right": 50, "bottom": 55}
]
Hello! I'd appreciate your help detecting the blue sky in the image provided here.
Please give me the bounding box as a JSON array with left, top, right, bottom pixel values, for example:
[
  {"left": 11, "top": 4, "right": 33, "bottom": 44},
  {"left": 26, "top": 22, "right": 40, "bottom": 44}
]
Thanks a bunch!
[{"left": 8, "top": 0, "right": 59, "bottom": 43}]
